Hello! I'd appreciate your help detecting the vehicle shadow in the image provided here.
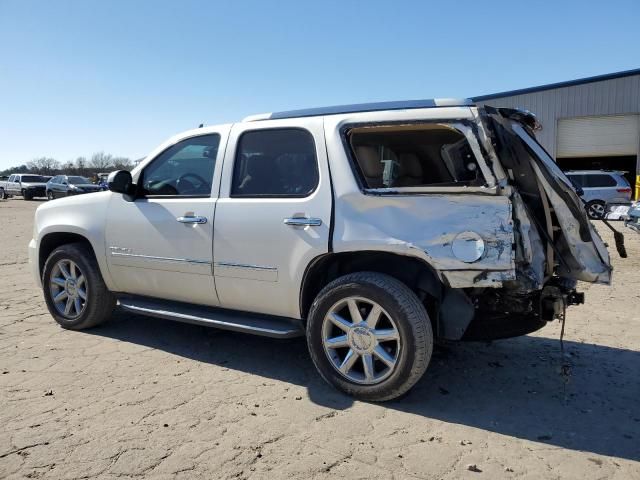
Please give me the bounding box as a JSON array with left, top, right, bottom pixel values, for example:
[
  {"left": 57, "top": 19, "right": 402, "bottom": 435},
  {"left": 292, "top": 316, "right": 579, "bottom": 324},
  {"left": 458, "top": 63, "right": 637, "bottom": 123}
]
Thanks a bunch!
[{"left": 88, "top": 310, "right": 640, "bottom": 461}]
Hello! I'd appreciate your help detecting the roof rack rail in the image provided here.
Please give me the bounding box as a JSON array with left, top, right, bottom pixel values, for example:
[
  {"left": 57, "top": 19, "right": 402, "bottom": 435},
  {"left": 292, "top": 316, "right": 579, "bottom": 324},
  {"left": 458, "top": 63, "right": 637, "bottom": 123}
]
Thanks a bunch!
[{"left": 243, "top": 98, "right": 474, "bottom": 122}]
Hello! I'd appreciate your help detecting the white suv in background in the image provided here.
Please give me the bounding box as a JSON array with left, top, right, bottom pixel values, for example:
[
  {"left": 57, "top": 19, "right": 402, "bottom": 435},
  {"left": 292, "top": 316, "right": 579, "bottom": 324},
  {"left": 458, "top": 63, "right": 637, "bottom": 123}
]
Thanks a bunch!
[
  {"left": 28, "top": 100, "right": 612, "bottom": 401},
  {"left": 565, "top": 170, "right": 633, "bottom": 219}
]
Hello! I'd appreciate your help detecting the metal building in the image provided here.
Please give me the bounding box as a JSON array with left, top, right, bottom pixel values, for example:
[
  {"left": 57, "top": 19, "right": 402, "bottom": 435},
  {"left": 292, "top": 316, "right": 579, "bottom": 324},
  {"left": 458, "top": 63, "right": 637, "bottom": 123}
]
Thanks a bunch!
[{"left": 472, "top": 68, "right": 640, "bottom": 198}]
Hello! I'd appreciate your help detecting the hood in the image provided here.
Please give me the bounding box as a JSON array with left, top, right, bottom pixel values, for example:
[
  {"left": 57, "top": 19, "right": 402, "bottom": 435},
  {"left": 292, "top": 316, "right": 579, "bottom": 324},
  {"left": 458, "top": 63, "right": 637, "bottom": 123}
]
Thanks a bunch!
[{"left": 37, "top": 190, "right": 112, "bottom": 211}]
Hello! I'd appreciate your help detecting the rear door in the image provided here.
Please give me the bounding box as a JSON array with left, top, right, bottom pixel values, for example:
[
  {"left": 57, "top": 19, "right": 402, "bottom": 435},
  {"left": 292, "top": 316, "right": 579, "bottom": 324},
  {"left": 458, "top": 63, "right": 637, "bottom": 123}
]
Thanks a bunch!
[{"left": 213, "top": 118, "right": 332, "bottom": 319}]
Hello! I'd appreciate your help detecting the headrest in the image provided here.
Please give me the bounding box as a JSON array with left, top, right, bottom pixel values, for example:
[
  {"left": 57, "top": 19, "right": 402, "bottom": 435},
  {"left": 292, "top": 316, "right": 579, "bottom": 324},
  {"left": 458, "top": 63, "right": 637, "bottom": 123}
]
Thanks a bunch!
[
  {"left": 398, "top": 153, "right": 423, "bottom": 178},
  {"left": 355, "top": 146, "right": 384, "bottom": 178}
]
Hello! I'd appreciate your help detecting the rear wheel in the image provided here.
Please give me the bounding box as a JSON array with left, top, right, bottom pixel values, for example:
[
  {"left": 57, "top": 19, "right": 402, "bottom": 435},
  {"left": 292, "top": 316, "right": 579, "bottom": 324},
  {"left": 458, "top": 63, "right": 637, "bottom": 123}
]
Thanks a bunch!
[
  {"left": 586, "top": 199, "right": 606, "bottom": 220},
  {"left": 0, "top": 188, "right": 6, "bottom": 200},
  {"left": 307, "top": 272, "right": 433, "bottom": 401},
  {"left": 42, "top": 243, "right": 116, "bottom": 329}
]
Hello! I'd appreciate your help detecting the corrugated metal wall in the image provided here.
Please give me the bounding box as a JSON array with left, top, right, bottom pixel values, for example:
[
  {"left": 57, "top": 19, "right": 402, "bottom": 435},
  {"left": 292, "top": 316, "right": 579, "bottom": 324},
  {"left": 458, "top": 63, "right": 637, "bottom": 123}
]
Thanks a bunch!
[{"left": 474, "top": 74, "right": 640, "bottom": 159}]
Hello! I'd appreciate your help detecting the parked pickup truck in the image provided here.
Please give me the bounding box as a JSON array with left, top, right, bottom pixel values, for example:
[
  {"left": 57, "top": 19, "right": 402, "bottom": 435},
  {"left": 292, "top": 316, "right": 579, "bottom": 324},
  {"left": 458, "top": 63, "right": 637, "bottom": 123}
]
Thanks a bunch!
[
  {"left": 1, "top": 173, "right": 50, "bottom": 200},
  {"left": 29, "top": 99, "right": 611, "bottom": 401}
]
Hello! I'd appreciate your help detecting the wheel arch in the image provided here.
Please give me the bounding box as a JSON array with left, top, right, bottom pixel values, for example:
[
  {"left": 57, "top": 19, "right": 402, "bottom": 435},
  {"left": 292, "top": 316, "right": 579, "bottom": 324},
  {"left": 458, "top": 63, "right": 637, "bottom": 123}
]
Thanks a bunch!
[
  {"left": 39, "top": 232, "right": 97, "bottom": 281},
  {"left": 299, "top": 251, "right": 444, "bottom": 322}
]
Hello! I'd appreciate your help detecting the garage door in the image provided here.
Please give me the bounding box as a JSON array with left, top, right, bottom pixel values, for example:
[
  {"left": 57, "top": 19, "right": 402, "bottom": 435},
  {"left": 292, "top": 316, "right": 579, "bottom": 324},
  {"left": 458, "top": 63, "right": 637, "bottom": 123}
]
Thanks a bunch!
[{"left": 557, "top": 115, "right": 640, "bottom": 158}]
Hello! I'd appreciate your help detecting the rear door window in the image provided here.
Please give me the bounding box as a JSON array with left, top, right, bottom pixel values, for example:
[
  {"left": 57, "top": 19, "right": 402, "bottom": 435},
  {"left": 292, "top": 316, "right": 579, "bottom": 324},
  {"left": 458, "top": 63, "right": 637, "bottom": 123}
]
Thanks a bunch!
[{"left": 231, "top": 128, "right": 318, "bottom": 197}]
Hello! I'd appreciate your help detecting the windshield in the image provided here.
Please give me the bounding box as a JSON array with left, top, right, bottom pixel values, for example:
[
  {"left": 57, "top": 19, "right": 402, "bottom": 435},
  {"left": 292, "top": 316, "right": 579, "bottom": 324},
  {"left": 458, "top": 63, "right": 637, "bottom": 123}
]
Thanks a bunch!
[
  {"left": 68, "top": 176, "right": 92, "bottom": 185},
  {"left": 21, "top": 175, "right": 48, "bottom": 183}
]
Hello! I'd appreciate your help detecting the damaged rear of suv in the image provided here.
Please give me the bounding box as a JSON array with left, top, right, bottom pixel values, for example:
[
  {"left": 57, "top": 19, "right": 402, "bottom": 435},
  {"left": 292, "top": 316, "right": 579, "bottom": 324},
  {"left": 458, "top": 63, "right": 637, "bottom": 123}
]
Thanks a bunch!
[{"left": 320, "top": 102, "right": 611, "bottom": 345}]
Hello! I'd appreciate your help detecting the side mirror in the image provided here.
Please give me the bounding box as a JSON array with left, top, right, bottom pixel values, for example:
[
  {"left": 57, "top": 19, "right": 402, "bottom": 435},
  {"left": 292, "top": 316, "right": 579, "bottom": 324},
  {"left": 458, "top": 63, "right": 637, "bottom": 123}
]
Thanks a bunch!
[{"left": 108, "top": 170, "right": 134, "bottom": 199}]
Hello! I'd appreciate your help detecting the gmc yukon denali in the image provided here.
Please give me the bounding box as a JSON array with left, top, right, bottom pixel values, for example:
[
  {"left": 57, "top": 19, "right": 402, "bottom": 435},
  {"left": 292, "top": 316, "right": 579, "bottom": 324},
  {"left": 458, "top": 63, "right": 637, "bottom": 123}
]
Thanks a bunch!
[{"left": 29, "top": 99, "right": 612, "bottom": 401}]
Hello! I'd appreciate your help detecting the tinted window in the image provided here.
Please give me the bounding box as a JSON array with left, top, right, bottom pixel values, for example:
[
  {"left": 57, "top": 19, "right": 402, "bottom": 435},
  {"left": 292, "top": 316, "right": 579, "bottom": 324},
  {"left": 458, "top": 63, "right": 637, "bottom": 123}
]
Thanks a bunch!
[
  {"left": 231, "top": 129, "right": 318, "bottom": 197},
  {"left": 20, "top": 175, "right": 48, "bottom": 182},
  {"left": 584, "top": 174, "right": 617, "bottom": 188},
  {"left": 141, "top": 134, "right": 220, "bottom": 196},
  {"left": 566, "top": 174, "right": 584, "bottom": 188},
  {"left": 68, "top": 176, "right": 92, "bottom": 185}
]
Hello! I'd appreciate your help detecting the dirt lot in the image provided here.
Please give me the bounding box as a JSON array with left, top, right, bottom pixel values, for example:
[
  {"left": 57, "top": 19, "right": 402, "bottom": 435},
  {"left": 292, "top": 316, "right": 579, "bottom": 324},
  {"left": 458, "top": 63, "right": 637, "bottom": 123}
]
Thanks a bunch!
[{"left": 1, "top": 198, "right": 639, "bottom": 479}]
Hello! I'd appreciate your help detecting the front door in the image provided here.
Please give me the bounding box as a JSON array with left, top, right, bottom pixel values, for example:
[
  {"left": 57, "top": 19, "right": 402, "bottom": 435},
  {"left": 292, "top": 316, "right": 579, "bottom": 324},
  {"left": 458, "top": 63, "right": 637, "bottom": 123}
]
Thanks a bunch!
[
  {"left": 213, "top": 118, "right": 332, "bottom": 319},
  {"left": 105, "top": 129, "right": 229, "bottom": 306}
]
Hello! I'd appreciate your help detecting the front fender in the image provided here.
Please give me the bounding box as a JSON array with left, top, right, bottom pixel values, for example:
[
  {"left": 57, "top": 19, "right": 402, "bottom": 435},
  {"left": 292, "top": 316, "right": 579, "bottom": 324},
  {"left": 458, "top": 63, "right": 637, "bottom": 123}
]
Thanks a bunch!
[{"left": 33, "top": 192, "right": 115, "bottom": 290}]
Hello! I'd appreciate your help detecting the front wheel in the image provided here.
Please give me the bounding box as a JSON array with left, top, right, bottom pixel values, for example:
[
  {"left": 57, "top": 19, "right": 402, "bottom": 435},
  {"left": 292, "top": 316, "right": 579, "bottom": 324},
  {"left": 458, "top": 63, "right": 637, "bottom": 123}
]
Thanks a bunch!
[
  {"left": 22, "top": 189, "right": 33, "bottom": 201},
  {"left": 0, "top": 188, "right": 6, "bottom": 200},
  {"left": 42, "top": 243, "right": 116, "bottom": 329},
  {"left": 47, "top": 190, "right": 54, "bottom": 200},
  {"left": 306, "top": 272, "right": 433, "bottom": 401}
]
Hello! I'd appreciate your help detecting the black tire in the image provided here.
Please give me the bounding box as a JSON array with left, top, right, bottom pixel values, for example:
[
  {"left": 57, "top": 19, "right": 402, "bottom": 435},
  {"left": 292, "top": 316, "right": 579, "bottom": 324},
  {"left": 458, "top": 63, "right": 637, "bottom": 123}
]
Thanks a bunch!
[
  {"left": 47, "top": 190, "right": 54, "bottom": 200},
  {"left": 42, "top": 242, "right": 116, "bottom": 330},
  {"left": 306, "top": 272, "right": 433, "bottom": 402},
  {"left": 0, "top": 188, "right": 6, "bottom": 200},
  {"left": 586, "top": 199, "right": 606, "bottom": 220},
  {"left": 22, "top": 189, "right": 32, "bottom": 201}
]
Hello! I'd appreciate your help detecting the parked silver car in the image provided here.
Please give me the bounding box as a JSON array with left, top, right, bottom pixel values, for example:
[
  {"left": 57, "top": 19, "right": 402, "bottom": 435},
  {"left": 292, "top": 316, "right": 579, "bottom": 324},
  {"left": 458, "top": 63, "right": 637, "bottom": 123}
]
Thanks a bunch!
[
  {"left": 29, "top": 100, "right": 612, "bottom": 401},
  {"left": 565, "top": 170, "right": 632, "bottom": 219},
  {"left": 0, "top": 173, "right": 50, "bottom": 200}
]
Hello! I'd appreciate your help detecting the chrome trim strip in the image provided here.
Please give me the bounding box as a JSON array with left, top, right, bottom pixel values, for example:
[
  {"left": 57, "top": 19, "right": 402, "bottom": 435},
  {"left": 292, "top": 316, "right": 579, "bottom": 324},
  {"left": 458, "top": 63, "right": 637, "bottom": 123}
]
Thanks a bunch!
[
  {"left": 110, "top": 252, "right": 212, "bottom": 265},
  {"left": 177, "top": 215, "right": 208, "bottom": 224},
  {"left": 214, "top": 261, "right": 277, "bottom": 271},
  {"left": 283, "top": 217, "right": 322, "bottom": 227}
]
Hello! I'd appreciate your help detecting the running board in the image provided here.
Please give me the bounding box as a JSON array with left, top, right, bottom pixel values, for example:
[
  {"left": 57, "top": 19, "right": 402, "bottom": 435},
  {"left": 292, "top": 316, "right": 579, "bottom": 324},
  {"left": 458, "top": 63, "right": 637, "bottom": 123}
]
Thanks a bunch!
[{"left": 117, "top": 296, "right": 305, "bottom": 339}]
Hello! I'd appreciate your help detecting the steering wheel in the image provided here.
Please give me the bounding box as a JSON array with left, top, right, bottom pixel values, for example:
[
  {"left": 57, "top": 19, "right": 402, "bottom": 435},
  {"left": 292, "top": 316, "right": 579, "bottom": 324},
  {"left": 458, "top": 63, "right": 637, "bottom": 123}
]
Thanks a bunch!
[{"left": 176, "top": 173, "right": 209, "bottom": 195}]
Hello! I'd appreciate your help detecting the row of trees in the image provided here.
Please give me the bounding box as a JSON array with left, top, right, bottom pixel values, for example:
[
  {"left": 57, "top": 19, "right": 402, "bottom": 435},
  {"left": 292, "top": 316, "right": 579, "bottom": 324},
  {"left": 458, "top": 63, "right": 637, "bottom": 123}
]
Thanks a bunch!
[{"left": 0, "top": 152, "right": 135, "bottom": 177}]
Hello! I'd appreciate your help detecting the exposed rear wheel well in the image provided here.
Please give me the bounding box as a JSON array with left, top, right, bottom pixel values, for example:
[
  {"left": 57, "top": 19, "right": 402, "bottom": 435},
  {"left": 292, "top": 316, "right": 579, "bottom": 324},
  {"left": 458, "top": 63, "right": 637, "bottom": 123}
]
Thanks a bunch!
[
  {"left": 39, "top": 233, "right": 95, "bottom": 279},
  {"left": 300, "top": 251, "right": 442, "bottom": 321}
]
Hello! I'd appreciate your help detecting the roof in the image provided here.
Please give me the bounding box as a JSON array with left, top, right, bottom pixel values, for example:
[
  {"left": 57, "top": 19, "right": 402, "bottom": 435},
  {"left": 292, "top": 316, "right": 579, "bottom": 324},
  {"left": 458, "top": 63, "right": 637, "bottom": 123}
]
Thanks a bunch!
[
  {"left": 243, "top": 98, "right": 473, "bottom": 122},
  {"left": 472, "top": 68, "right": 640, "bottom": 102}
]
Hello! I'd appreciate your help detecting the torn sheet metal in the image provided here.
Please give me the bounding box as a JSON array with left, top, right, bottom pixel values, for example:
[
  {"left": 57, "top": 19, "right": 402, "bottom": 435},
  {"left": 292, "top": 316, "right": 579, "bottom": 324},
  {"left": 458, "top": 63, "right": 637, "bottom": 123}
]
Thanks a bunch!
[
  {"left": 332, "top": 192, "right": 516, "bottom": 288},
  {"left": 513, "top": 123, "right": 612, "bottom": 284}
]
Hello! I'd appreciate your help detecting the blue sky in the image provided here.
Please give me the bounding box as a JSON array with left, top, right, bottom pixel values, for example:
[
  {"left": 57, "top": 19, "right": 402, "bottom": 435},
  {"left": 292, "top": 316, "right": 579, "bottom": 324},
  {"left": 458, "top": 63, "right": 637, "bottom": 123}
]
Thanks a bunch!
[{"left": 0, "top": 0, "right": 639, "bottom": 170}]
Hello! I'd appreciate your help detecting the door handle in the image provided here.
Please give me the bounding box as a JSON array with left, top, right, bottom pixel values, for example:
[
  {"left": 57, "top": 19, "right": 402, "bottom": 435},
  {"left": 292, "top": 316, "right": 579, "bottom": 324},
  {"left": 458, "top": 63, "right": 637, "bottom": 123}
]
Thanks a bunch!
[
  {"left": 283, "top": 217, "right": 322, "bottom": 227},
  {"left": 177, "top": 215, "right": 208, "bottom": 224}
]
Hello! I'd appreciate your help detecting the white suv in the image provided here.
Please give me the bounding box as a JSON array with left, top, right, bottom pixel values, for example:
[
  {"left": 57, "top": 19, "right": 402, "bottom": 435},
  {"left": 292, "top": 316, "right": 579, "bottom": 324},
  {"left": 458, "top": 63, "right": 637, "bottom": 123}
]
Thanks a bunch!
[
  {"left": 29, "top": 100, "right": 612, "bottom": 400},
  {"left": 564, "top": 170, "right": 633, "bottom": 219}
]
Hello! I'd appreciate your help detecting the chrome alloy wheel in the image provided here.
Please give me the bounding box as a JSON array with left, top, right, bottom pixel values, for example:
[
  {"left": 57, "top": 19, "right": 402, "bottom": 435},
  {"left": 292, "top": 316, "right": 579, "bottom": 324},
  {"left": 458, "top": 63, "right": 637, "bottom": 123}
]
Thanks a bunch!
[
  {"left": 49, "top": 259, "right": 87, "bottom": 318},
  {"left": 321, "top": 296, "right": 400, "bottom": 385}
]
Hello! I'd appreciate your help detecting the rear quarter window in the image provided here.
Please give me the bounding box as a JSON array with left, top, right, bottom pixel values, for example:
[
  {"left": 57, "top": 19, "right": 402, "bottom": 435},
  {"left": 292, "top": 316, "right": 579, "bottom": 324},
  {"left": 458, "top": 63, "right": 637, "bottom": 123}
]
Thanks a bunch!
[
  {"left": 346, "top": 123, "right": 484, "bottom": 189},
  {"left": 584, "top": 174, "right": 617, "bottom": 188}
]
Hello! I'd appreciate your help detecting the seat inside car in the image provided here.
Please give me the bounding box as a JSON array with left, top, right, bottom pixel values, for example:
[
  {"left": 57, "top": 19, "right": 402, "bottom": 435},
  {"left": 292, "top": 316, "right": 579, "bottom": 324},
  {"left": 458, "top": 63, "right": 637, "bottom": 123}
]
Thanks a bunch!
[
  {"left": 395, "top": 153, "right": 424, "bottom": 186},
  {"left": 355, "top": 146, "right": 385, "bottom": 188}
]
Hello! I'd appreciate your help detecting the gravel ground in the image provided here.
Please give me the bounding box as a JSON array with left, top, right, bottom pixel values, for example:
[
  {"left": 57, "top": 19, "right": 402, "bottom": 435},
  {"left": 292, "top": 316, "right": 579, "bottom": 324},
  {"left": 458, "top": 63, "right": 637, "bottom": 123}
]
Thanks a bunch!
[{"left": 1, "top": 198, "right": 639, "bottom": 479}]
